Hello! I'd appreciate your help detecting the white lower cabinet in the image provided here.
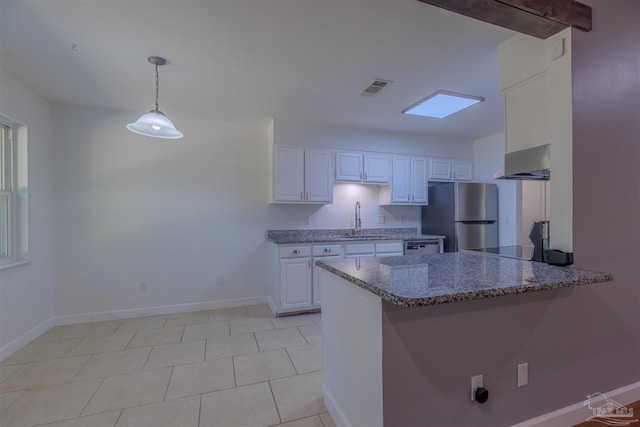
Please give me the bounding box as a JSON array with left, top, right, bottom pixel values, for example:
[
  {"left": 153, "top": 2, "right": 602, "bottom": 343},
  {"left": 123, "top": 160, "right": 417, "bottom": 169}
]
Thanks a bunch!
[
  {"left": 312, "top": 244, "right": 343, "bottom": 306},
  {"left": 270, "top": 240, "right": 402, "bottom": 314},
  {"left": 280, "top": 258, "right": 312, "bottom": 310},
  {"left": 278, "top": 245, "right": 313, "bottom": 311}
]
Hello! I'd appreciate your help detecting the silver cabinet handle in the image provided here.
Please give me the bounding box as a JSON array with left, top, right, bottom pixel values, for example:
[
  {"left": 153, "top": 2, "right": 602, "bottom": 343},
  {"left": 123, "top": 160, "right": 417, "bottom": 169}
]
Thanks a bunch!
[
  {"left": 360, "top": 172, "right": 363, "bottom": 180},
  {"left": 364, "top": 172, "right": 367, "bottom": 180},
  {"left": 324, "top": 248, "right": 331, "bottom": 253},
  {"left": 299, "top": 192, "right": 303, "bottom": 200},
  {"left": 293, "top": 249, "right": 300, "bottom": 255},
  {"left": 305, "top": 192, "right": 309, "bottom": 200}
]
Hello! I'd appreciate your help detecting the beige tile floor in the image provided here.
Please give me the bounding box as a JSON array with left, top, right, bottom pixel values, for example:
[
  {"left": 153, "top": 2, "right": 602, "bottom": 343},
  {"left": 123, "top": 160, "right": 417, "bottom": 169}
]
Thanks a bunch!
[{"left": 0, "top": 305, "right": 336, "bottom": 427}]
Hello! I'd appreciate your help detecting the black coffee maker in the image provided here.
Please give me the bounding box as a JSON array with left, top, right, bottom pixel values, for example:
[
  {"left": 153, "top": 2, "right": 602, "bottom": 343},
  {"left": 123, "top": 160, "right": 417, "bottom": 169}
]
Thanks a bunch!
[{"left": 529, "top": 221, "right": 549, "bottom": 262}]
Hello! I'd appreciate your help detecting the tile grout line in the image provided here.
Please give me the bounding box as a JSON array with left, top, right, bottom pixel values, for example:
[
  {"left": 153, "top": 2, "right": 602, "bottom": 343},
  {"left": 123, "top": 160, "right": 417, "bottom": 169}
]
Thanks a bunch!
[
  {"left": 283, "top": 346, "right": 300, "bottom": 375},
  {"left": 162, "top": 366, "right": 174, "bottom": 401},
  {"left": 232, "top": 352, "right": 238, "bottom": 387},
  {"left": 113, "top": 409, "right": 123, "bottom": 427},
  {"left": 267, "top": 380, "right": 283, "bottom": 425},
  {"left": 0, "top": 389, "right": 24, "bottom": 417},
  {"left": 198, "top": 393, "right": 203, "bottom": 427},
  {"left": 78, "top": 376, "right": 106, "bottom": 417},
  {"left": 70, "top": 353, "right": 95, "bottom": 382}
]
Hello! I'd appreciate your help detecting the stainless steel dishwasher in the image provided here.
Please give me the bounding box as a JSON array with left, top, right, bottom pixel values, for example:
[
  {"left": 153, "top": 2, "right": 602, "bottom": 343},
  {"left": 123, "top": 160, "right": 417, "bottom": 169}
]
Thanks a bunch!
[{"left": 404, "top": 240, "right": 442, "bottom": 255}]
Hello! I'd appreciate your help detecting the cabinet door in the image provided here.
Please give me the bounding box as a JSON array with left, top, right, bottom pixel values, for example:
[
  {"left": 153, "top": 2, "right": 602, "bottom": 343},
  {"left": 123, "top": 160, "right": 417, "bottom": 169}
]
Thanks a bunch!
[
  {"left": 312, "top": 254, "right": 342, "bottom": 306},
  {"left": 274, "top": 146, "right": 305, "bottom": 202},
  {"left": 390, "top": 156, "right": 411, "bottom": 203},
  {"left": 429, "top": 158, "right": 451, "bottom": 180},
  {"left": 305, "top": 149, "right": 333, "bottom": 203},
  {"left": 504, "top": 72, "right": 551, "bottom": 154},
  {"left": 363, "top": 154, "right": 389, "bottom": 183},
  {"left": 335, "top": 152, "right": 363, "bottom": 182},
  {"left": 411, "top": 157, "right": 428, "bottom": 204},
  {"left": 452, "top": 160, "right": 473, "bottom": 181},
  {"left": 280, "top": 258, "right": 312, "bottom": 310}
]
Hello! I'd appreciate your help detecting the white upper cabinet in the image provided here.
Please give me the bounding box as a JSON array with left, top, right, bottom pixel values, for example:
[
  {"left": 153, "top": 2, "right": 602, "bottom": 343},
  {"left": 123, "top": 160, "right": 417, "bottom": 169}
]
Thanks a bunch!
[
  {"left": 411, "top": 157, "right": 428, "bottom": 203},
  {"left": 428, "top": 158, "right": 473, "bottom": 181},
  {"left": 305, "top": 149, "right": 334, "bottom": 203},
  {"left": 363, "top": 154, "right": 389, "bottom": 183},
  {"left": 380, "top": 155, "right": 427, "bottom": 205},
  {"left": 429, "top": 158, "right": 451, "bottom": 181},
  {"left": 335, "top": 152, "right": 363, "bottom": 182},
  {"left": 335, "top": 152, "right": 389, "bottom": 184},
  {"left": 272, "top": 146, "right": 333, "bottom": 204},
  {"left": 451, "top": 160, "right": 473, "bottom": 181},
  {"left": 274, "top": 146, "right": 305, "bottom": 202}
]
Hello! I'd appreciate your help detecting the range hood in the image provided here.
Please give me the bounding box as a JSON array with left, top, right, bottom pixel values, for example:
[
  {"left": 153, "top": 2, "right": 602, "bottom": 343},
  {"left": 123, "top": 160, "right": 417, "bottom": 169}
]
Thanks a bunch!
[{"left": 496, "top": 144, "right": 550, "bottom": 181}]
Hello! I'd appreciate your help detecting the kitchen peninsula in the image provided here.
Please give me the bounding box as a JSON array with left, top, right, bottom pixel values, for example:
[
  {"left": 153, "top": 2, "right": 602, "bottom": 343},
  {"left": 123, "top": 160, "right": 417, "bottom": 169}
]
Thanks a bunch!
[{"left": 316, "top": 253, "right": 612, "bottom": 427}]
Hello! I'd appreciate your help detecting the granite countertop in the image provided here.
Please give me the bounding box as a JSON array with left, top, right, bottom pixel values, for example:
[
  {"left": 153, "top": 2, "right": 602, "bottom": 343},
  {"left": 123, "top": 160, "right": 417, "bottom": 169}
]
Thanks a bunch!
[
  {"left": 316, "top": 252, "right": 613, "bottom": 307},
  {"left": 267, "top": 228, "right": 445, "bottom": 244}
]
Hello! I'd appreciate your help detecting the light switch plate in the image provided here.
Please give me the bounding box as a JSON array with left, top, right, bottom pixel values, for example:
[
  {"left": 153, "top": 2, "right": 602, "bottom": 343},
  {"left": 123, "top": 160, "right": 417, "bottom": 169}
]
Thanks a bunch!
[{"left": 550, "top": 38, "right": 565, "bottom": 60}]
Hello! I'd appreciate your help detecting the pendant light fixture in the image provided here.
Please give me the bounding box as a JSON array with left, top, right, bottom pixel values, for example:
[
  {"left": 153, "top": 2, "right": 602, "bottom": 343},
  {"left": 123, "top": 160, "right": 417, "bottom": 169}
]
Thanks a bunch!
[{"left": 127, "top": 56, "right": 183, "bottom": 139}]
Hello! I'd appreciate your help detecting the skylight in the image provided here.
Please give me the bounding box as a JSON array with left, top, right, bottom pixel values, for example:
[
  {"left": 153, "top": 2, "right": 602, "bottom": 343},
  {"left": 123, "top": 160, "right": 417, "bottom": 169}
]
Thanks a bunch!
[{"left": 402, "top": 90, "right": 484, "bottom": 119}]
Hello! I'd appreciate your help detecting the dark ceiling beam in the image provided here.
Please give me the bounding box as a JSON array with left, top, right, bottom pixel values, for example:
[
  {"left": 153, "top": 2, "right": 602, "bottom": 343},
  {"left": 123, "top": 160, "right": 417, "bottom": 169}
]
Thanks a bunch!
[{"left": 416, "top": 0, "right": 592, "bottom": 39}]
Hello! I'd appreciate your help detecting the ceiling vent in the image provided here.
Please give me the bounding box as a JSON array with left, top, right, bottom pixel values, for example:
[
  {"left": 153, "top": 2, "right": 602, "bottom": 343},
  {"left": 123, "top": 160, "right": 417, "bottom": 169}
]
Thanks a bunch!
[{"left": 360, "top": 79, "right": 392, "bottom": 97}]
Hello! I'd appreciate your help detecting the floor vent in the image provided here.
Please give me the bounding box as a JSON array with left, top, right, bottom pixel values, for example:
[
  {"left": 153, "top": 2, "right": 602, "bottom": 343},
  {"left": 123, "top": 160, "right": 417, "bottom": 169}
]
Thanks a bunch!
[{"left": 360, "top": 79, "right": 392, "bottom": 97}]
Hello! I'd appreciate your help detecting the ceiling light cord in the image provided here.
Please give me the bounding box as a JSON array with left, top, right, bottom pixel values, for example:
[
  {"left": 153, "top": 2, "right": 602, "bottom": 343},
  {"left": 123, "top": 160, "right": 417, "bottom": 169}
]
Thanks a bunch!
[{"left": 154, "top": 62, "right": 160, "bottom": 113}]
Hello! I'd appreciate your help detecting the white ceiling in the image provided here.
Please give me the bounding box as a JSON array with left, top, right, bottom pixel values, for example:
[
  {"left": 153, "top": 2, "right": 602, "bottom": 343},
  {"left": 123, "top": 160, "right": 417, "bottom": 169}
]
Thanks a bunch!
[{"left": 0, "top": 0, "right": 515, "bottom": 140}]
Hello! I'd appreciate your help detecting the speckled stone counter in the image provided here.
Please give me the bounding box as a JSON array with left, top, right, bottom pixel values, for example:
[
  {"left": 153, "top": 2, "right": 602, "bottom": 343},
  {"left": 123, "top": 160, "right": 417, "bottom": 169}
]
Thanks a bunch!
[
  {"left": 267, "top": 228, "right": 444, "bottom": 244},
  {"left": 316, "top": 252, "right": 613, "bottom": 307}
]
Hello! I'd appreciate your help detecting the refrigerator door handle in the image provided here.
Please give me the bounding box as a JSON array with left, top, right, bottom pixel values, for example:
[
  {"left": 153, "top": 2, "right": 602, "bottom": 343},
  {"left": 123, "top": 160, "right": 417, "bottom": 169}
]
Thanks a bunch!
[{"left": 458, "top": 220, "right": 496, "bottom": 225}]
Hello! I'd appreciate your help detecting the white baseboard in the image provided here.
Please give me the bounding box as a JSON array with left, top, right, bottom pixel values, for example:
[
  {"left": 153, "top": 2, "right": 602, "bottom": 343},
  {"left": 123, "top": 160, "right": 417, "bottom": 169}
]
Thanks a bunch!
[
  {"left": 55, "top": 296, "right": 270, "bottom": 325},
  {"left": 512, "top": 381, "right": 640, "bottom": 427},
  {"left": 323, "top": 382, "right": 353, "bottom": 427},
  {"left": 266, "top": 296, "right": 278, "bottom": 316},
  {"left": 0, "top": 316, "right": 55, "bottom": 361}
]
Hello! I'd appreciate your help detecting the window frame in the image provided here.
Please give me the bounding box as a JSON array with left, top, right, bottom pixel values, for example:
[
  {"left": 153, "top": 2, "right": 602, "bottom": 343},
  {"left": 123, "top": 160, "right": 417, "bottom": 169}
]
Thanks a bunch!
[{"left": 0, "top": 121, "right": 16, "bottom": 265}]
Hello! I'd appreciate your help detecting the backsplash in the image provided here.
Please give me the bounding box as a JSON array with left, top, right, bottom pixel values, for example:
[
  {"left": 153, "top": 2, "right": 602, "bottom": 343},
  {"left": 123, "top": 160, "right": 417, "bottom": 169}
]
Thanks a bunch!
[{"left": 267, "top": 227, "right": 418, "bottom": 243}]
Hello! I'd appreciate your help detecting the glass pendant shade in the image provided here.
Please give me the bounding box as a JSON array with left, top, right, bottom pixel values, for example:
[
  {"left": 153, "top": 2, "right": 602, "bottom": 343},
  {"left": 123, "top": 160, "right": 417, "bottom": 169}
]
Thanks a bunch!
[
  {"left": 127, "top": 56, "right": 183, "bottom": 139},
  {"left": 127, "top": 110, "right": 183, "bottom": 139}
]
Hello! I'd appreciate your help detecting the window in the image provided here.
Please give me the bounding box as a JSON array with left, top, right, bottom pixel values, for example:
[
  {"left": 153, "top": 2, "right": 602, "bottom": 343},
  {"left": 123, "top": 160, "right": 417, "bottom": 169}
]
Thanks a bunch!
[
  {"left": 0, "top": 122, "right": 13, "bottom": 262},
  {"left": 0, "top": 118, "right": 27, "bottom": 268}
]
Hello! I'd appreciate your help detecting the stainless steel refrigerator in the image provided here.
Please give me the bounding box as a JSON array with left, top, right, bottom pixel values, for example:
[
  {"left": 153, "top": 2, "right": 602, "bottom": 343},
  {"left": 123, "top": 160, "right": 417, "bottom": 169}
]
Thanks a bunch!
[{"left": 421, "top": 182, "right": 498, "bottom": 252}]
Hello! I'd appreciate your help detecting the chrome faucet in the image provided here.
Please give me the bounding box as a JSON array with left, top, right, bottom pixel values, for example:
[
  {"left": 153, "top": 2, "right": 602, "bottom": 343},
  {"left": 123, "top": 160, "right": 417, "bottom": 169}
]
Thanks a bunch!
[{"left": 354, "top": 201, "right": 362, "bottom": 233}]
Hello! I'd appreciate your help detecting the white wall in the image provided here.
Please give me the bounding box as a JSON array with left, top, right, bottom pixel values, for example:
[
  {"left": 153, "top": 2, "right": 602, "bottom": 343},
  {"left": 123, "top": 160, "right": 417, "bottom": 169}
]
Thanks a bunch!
[
  {"left": 273, "top": 119, "right": 474, "bottom": 158},
  {"left": 0, "top": 69, "right": 55, "bottom": 357},
  {"left": 473, "top": 132, "right": 519, "bottom": 246},
  {"left": 52, "top": 107, "right": 473, "bottom": 319}
]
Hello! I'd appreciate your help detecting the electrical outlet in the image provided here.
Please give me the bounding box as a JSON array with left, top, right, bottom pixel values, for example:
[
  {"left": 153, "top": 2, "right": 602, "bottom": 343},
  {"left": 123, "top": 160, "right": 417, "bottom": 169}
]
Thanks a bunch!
[
  {"left": 471, "top": 375, "right": 483, "bottom": 401},
  {"left": 517, "top": 363, "right": 528, "bottom": 387},
  {"left": 216, "top": 276, "right": 225, "bottom": 287},
  {"left": 377, "top": 215, "right": 385, "bottom": 224}
]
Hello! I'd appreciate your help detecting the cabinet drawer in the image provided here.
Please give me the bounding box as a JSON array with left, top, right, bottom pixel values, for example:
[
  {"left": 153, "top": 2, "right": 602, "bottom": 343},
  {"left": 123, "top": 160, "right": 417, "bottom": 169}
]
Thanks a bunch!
[
  {"left": 345, "top": 243, "right": 375, "bottom": 255},
  {"left": 375, "top": 242, "right": 403, "bottom": 254},
  {"left": 312, "top": 245, "right": 344, "bottom": 257},
  {"left": 279, "top": 245, "right": 311, "bottom": 258}
]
